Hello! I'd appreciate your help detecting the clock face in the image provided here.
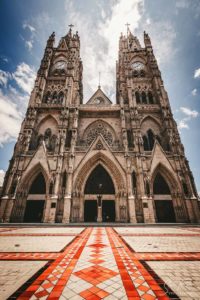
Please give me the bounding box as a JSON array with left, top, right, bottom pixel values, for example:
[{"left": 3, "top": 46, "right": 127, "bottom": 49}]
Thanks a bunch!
[
  {"left": 95, "top": 97, "right": 103, "bottom": 104},
  {"left": 131, "top": 62, "right": 144, "bottom": 71},
  {"left": 54, "top": 61, "right": 67, "bottom": 70}
]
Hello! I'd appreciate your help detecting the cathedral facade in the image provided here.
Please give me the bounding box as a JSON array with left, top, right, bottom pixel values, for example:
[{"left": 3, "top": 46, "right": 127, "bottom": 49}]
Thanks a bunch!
[{"left": 0, "top": 28, "right": 199, "bottom": 223}]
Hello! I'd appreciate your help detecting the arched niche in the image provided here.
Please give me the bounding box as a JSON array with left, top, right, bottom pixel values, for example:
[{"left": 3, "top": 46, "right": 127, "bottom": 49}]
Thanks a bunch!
[
  {"left": 153, "top": 172, "right": 171, "bottom": 194},
  {"left": 152, "top": 169, "right": 176, "bottom": 223},
  {"left": 23, "top": 171, "right": 47, "bottom": 223},
  {"left": 37, "top": 115, "right": 58, "bottom": 135},
  {"left": 82, "top": 120, "right": 116, "bottom": 146},
  {"left": 29, "top": 172, "right": 46, "bottom": 194},
  {"left": 84, "top": 164, "right": 115, "bottom": 195},
  {"left": 141, "top": 116, "right": 161, "bottom": 136}
]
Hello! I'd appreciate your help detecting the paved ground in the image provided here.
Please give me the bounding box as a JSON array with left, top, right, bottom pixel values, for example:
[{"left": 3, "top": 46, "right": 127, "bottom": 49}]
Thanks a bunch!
[{"left": 0, "top": 225, "right": 200, "bottom": 299}]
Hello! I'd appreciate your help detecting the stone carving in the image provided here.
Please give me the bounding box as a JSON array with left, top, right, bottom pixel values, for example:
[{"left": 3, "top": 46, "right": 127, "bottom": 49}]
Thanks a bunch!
[{"left": 85, "top": 121, "right": 114, "bottom": 146}]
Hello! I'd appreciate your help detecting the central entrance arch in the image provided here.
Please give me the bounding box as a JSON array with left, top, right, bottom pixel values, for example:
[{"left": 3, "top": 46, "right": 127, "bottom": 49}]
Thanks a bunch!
[
  {"left": 24, "top": 172, "right": 46, "bottom": 222},
  {"left": 84, "top": 165, "right": 115, "bottom": 222},
  {"left": 153, "top": 172, "right": 176, "bottom": 223}
]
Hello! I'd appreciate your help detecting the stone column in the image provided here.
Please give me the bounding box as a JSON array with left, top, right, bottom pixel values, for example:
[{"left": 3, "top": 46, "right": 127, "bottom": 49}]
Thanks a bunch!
[
  {"left": 62, "top": 195, "right": 71, "bottom": 223},
  {"left": 143, "top": 196, "right": 156, "bottom": 223},
  {"left": 3, "top": 198, "right": 15, "bottom": 222},
  {"left": 0, "top": 196, "right": 9, "bottom": 221},
  {"left": 97, "top": 206, "right": 102, "bottom": 222},
  {"left": 128, "top": 196, "right": 137, "bottom": 223},
  {"left": 62, "top": 172, "right": 72, "bottom": 223},
  {"left": 115, "top": 194, "right": 120, "bottom": 222},
  {"left": 43, "top": 195, "right": 51, "bottom": 222}
]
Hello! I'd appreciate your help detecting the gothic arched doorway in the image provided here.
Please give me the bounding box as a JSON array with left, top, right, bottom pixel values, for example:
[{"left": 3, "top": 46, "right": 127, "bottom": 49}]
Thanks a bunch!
[
  {"left": 24, "top": 172, "right": 46, "bottom": 222},
  {"left": 153, "top": 172, "right": 176, "bottom": 223},
  {"left": 84, "top": 165, "right": 115, "bottom": 222}
]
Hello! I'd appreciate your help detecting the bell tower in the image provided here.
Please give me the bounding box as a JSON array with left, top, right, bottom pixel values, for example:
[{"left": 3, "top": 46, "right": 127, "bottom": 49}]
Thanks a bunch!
[
  {"left": 116, "top": 30, "right": 200, "bottom": 223},
  {"left": 0, "top": 27, "right": 83, "bottom": 223}
]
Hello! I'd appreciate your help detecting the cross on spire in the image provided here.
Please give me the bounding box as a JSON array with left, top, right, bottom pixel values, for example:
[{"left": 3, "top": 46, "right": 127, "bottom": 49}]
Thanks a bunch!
[
  {"left": 125, "top": 23, "right": 130, "bottom": 36},
  {"left": 98, "top": 72, "right": 101, "bottom": 89},
  {"left": 68, "top": 24, "right": 74, "bottom": 34}
]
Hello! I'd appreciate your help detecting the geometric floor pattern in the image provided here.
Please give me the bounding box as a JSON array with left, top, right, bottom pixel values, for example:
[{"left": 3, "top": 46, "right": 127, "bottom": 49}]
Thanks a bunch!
[{"left": 0, "top": 225, "right": 200, "bottom": 299}]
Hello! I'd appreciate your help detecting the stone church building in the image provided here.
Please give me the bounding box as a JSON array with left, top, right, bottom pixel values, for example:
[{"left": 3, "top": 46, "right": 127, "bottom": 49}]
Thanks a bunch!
[{"left": 0, "top": 28, "right": 199, "bottom": 223}]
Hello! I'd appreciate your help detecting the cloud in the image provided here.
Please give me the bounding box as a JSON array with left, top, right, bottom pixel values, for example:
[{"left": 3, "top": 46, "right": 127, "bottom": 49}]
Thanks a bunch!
[
  {"left": 12, "top": 62, "right": 36, "bottom": 94},
  {"left": 194, "top": 68, "right": 200, "bottom": 78},
  {"left": 177, "top": 106, "right": 199, "bottom": 130},
  {"left": 22, "top": 22, "right": 36, "bottom": 52},
  {"left": 0, "top": 70, "right": 12, "bottom": 87},
  {"left": 65, "top": 0, "right": 144, "bottom": 101},
  {"left": 180, "top": 106, "right": 199, "bottom": 118},
  {"left": 23, "top": 22, "right": 36, "bottom": 33},
  {"left": 0, "top": 169, "right": 5, "bottom": 186},
  {"left": 178, "top": 120, "right": 189, "bottom": 130},
  {"left": 0, "top": 62, "right": 35, "bottom": 146},
  {"left": 25, "top": 40, "right": 33, "bottom": 51},
  {"left": 0, "top": 89, "right": 23, "bottom": 146},
  {"left": 191, "top": 88, "right": 197, "bottom": 96}
]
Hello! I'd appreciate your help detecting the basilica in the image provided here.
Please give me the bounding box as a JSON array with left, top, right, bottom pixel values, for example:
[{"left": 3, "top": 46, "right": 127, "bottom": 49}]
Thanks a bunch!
[{"left": 0, "top": 28, "right": 199, "bottom": 223}]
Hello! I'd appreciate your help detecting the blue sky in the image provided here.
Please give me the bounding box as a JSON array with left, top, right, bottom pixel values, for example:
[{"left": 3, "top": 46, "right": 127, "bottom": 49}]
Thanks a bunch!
[{"left": 0, "top": 0, "right": 200, "bottom": 194}]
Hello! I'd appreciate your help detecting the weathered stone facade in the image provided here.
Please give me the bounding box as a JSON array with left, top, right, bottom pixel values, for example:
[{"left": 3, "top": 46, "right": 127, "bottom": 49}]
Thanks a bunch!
[{"left": 0, "top": 29, "right": 199, "bottom": 223}]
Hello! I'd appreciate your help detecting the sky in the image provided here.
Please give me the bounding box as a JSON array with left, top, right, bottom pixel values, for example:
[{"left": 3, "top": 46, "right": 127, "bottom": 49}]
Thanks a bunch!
[{"left": 0, "top": 0, "right": 200, "bottom": 195}]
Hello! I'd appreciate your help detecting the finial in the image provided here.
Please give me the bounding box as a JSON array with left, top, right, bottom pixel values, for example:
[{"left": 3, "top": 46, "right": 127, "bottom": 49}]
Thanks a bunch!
[
  {"left": 125, "top": 23, "right": 130, "bottom": 36},
  {"left": 68, "top": 24, "right": 74, "bottom": 30},
  {"left": 98, "top": 72, "right": 101, "bottom": 89},
  {"left": 68, "top": 24, "right": 74, "bottom": 35}
]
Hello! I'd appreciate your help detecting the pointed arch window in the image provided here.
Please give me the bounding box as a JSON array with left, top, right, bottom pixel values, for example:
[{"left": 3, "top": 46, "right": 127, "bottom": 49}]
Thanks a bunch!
[
  {"left": 58, "top": 91, "right": 64, "bottom": 104},
  {"left": 52, "top": 92, "right": 57, "bottom": 103},
  {"left": 148, "top": 91, "right": 154, "bottom": 104},
  {"left": 148, "top": 129, "right": 155, "bottom": 150},
  {"left": 143, "top": 135, "right": 149, "bottom": 151},
  {"left": 141, "top": 91, "right": 147, "bottom": 104},
  {"left": 135, "top": 91, "right": 140, "bottom": 104},
  {"left": 131, "top": 171, "right": 137, "bottom": 194},
  {"left": 29, "top": 173, "right": 46, "bottom": 194},
  {"left": 44, "top": 91, "right": 51, "bottom": 103},
  {"left": 143, "top": 129, "right": 155, "bottom": 151},
  {"left": 153, "top": 173, "right": 170, "bottom": 194}
]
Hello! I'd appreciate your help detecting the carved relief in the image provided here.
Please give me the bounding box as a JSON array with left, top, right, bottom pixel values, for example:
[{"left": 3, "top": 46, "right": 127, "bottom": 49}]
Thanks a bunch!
[{"left": 84, "top": 121, "right": 114, "bottom": 146}]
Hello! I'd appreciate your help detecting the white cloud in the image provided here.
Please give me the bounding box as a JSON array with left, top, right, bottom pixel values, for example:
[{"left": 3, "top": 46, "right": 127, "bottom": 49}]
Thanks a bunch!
[
  {"left": 0, "top": 70, "right": 12, "bottom": 87},
  {"left": 66, "top": 0, "right": 144, "bottom": 101},
  {"left": 23, "top": 22, "right": 36, "bottom": 33},
  {"left": 177, "top": 106, "right": 199, "bottom": 130},
  {"left": 178, "top": 120, "right": 189, "bottom": 130},
  {"left": 0, "top": 89, "right": 23, "bottom": 146},
  {"left": 25, "top": 40, "right": 33, "bottom": 51},
  {"left": 180, "top": 106, "right": 199, "bottom": 118},
  {"left": 0, "top": 62, "right": 35, "bottom": 146},
  {"left": 194, "top": 68, "right": 200, "bottom": 78},
  {"left": 191, "top": 88, "right": 197, "bottom": 96},
  {"left": 13, "top": 62, "right": 36, "bottom": 94},
  {"left": 0, "top": 170, "right": 5, "bottom": 186}
]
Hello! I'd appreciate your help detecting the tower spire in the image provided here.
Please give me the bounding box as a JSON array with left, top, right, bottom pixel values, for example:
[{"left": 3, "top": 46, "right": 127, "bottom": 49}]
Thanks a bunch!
[
  {"left": 125, "top": 23, "right": 130, "bottom": 37},
  {"left": 98, "top": 72, "right": 101, "bottom": 89}
]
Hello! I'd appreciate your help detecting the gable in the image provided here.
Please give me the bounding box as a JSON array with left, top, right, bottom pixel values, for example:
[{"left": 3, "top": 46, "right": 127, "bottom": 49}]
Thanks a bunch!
[{"left": 86, "top": 88, "right": 112, "bottom": 105}]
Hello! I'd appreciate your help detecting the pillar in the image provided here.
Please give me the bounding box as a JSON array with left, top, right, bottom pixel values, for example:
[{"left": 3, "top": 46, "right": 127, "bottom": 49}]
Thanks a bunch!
[
  {"left": 142, "top": 196, "right": 155, "bottom": 223},
  {"left": 128, "top": 196, "right": 137, "bottom": 223}
]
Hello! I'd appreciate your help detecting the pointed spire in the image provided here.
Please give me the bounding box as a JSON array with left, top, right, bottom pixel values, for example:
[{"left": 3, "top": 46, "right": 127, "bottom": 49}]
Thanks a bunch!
[
  {"left": 144, "top": 31, "right": 152, "bottom": 48},
  {"left": 98, "top": 72, "right": 101, "bottom": 89},
  {"left": 46, "top": 32, "right": 55, "bottom": 48}
]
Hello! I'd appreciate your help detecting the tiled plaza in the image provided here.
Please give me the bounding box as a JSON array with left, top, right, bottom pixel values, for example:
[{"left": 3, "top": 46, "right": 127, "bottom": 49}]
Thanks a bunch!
[{"left": 0, "top": 226, "right": 200, "bottom": 299}]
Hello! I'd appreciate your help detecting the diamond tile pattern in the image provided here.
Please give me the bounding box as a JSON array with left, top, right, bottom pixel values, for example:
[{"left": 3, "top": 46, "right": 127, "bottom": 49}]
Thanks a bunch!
[{"left": 2, "top": 226, "right": 200, "bottom": 299}]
